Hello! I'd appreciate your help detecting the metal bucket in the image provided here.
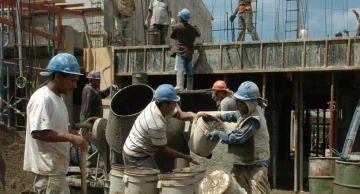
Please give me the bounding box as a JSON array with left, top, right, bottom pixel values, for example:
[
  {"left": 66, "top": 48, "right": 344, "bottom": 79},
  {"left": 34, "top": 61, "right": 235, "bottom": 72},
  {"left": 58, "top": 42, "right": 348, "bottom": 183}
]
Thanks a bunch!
[
  {"left": 199, "top": 170, "right": 247, "bottom": 194},
  {"left": 333, "top": 160, "right": 360, "bottom": 194},
  {"left": 188, "top": 115, "right": 226, "bottom": 157},
  {"left": 308, "top": 157, "right": 339, "bottom": 194},
  {"left": 173, "top": 167, "right": 206, "bottom": 194},
  {"left": 105, "top": 84, "right": 154, "bottom": 155},
  {"left": 109, "top": 164, "right": 126, "bottom": 194},
  {"left": 146, "top": 30, "right": 160, "bottom": 45},
  {"left": 123, "top": 167, "right": 159, "bottom": 194},
  {"left": 157, "top": 173, "right": 195, "bottom": 194}
]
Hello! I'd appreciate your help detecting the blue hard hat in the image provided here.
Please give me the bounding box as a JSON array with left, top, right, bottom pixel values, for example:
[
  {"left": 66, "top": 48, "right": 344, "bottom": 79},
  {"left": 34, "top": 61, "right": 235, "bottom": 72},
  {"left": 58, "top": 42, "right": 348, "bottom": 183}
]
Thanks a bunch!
[
  {"left": 46, "top": 53, "right": 83, "bottom": 75},
  {"left": 234, "top": 81, "right": 260, "bottom": 101},
  {"left": 335, "top": 31, "right": 342, "bottom": 36},
  {"left": 154, "top": 84, "right": 181, "bottom": 102},
  {"left": 178, "top": 8, "right": 191, "bottom": 21},
  {"left": 87, "top": 71, "right": 101, "bottom": 80}
]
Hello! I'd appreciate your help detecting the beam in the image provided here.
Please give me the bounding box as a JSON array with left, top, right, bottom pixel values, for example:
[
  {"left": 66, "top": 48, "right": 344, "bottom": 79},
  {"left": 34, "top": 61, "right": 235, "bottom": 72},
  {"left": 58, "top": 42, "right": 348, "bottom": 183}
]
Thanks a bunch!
[
  {"left": 6, "top": 3, "right": 83, "bottom": 10},
  {"left": 0, "top": 16, "right": 60, "bottom": 41},
  {"left": 0, "top": 0, "right": 83, "bottom": 15},
  {"left": 2, "top": 0, "right": 66, "bottom": 7}
]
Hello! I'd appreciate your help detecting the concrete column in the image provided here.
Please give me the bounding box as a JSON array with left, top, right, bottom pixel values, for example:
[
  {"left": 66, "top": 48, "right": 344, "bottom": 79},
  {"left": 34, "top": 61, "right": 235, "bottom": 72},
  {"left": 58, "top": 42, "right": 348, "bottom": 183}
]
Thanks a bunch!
[{"left": 58, "top": 26, "right": 75, "bottom": 128}]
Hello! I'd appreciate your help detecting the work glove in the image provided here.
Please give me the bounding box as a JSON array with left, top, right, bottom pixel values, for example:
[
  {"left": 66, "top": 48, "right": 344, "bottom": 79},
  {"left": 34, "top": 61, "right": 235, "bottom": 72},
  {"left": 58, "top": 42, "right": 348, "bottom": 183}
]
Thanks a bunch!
[
  {"left": 144, "top": 19, "right": 149, "bottom": 30},
  {"left": 170, "top": 18, "right": 175, "bottom": 25},
  {"left": 112, "top": 85, "right": 119, "bottom": 90},
  {"left": 206, "top": 130, "right": 220, "bottom": 141},
  {"left": 229, "top": 14, "right": 236, "bottom": 22}
]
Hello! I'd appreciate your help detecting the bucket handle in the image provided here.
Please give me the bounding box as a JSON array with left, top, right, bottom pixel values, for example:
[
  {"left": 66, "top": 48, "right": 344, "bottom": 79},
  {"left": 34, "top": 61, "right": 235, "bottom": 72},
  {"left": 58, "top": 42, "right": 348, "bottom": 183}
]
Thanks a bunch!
[{"left": 123, "top": 175, "right": 158, "bottom": 184}]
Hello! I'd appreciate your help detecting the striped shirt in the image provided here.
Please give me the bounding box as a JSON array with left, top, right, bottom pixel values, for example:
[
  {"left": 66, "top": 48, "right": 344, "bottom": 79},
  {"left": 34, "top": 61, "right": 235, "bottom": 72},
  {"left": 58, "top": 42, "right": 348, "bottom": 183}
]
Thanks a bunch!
[{"left": 123, "top": 101, "right": 177, "bottom": 157}]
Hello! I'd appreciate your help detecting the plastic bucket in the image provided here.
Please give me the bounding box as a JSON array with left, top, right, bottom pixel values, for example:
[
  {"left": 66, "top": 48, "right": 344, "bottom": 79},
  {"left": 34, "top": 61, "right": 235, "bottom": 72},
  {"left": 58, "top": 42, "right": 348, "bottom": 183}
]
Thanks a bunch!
[
  {"left": 188, "top": 115, "right": 226, "bottom": 157},
  {"left": 173, "top": 167, "right": 206, "bottom": 194},
  {"left": 157, "top": 173, "right": 195, "bottom": 194},
  {"left": 109, "top": 164, "right": 126, "bottom": 194},
  {"left": 123, "top": 167, "right": 159, "bottom": 194}
]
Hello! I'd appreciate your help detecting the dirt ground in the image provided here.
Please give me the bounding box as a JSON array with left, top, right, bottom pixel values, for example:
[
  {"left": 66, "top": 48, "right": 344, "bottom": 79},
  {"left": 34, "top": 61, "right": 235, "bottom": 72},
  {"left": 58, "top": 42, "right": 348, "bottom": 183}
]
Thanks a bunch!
[
  {"left": 190, "top": 141, "right": 237, "bottom": 175},
  {"left": 0, "top": 124, "right": 35, "bottom": 194}
]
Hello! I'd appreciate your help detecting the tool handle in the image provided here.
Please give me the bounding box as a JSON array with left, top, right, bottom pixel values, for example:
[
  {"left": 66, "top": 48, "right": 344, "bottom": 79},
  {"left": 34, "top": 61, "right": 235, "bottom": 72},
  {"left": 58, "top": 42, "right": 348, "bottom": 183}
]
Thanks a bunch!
[{"left": 75, "top": 123, "right": 92, "bottom": 129}]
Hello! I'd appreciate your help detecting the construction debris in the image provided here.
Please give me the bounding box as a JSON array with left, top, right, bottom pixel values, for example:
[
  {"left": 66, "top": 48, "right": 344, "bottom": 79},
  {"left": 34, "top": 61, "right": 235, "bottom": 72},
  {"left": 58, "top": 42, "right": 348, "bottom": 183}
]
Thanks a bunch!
[{"left": 0, "top": 124, "right": 34, "bottom": 194}]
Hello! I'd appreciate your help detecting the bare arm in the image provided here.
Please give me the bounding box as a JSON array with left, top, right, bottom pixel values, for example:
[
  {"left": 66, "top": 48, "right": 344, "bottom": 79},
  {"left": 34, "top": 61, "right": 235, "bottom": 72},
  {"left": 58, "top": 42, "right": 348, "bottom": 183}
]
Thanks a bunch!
[
  {"left": 32, "top": 130, "right": 88, "bottom": 150},
  {"left": 173, "top": 111, "right": 194, "bottom": 120},
  {"left": 147, "top": 10, "right": 153, "bottom": 21},
  {"left": 159, "top": 146, "right": 198, "bottom": 164},
  {"left": 233, "top": 6, "right": 239, "bottom": 16},
  {"left": 353, "top": 9, "right": 359, "bottom": 20}
]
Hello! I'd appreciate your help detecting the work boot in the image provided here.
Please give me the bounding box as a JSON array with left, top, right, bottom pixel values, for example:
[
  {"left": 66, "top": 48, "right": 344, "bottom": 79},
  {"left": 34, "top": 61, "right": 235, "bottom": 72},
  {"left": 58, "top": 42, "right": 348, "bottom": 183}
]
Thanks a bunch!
[
  {"left": 175, "top": 72, "right": 185, "bottom": 92},
  {"left": 186, "top": 75, "right": 193, "bottom": 90}
]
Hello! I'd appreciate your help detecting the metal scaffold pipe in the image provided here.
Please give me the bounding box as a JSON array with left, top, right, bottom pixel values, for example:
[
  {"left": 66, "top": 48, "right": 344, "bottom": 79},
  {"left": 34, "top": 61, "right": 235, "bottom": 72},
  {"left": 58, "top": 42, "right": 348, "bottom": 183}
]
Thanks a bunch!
[{"left": 15, "top": 0, "right": 23, "bottom": 77}]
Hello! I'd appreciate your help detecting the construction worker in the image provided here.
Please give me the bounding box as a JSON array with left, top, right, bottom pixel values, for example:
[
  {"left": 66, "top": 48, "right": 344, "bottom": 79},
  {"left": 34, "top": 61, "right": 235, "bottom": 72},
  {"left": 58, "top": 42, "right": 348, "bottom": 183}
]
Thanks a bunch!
[
  {"left": 212, "top": 80, "right": 237, "bottom": 111},
  {"left": 112, "top": 0, "right": 136, "bottom": 45},
  {"left": 335, "top": 31, "right": 343, "bottom": 37},
  {"left": 145, "top": 0, "right": 175, "bottom": 45},
  {"left": 77, "top": 70, "right": 117, "bottom": 167},
  {"left": 171, "top": 8, "right": 201, "bottom": 92},
  {"left": 206, "top": 81, "right": 271, "bottom": 194},
  {"left": 229, "top": 0, "right": 259, "bottom": 41},
  {"left": 352, "top": 9, "right": 360, "bottom": 36},
  {"left": 123, "top": 84, "right": 205, "bottom": 170},
  {"left": 23, "top": 53, "right": 91, "bottom": 193},
  {"left": 80, "top": 70, "right": 118, "bottom": 122}
]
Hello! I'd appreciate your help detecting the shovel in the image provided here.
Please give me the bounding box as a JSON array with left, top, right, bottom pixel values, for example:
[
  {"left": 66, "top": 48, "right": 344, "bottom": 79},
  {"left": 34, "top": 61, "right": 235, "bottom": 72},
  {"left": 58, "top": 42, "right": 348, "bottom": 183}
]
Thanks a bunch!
[{"left": 75, "top": 117, "right": 98, "bottom": 194}]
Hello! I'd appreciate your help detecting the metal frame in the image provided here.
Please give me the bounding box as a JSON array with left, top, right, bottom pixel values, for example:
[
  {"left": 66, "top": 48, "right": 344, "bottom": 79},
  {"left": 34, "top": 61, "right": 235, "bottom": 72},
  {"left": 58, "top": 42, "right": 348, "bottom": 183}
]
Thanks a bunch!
[{"left": 0, "top": 0, "right": 83, "bottom": 42}]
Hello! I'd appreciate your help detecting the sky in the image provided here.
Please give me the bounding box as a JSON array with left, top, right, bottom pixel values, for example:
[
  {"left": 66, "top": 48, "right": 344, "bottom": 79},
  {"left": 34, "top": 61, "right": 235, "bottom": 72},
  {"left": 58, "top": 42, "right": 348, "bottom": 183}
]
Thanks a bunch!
[{"left": 202, "top": 0, "right": 360, "bottom": 42}]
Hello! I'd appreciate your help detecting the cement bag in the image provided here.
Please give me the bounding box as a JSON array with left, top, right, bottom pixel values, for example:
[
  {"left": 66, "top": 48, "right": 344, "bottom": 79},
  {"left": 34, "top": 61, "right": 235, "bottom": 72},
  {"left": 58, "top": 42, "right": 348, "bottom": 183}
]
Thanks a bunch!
[
  {"left": 188, "top": 115, "right": 225, "bottom": 157},
  {"left": 112, "top": 0, "right": 135, "bottom": 16},
  {"left": 199, "top": 170, "right": 247, "bottom": 194}
]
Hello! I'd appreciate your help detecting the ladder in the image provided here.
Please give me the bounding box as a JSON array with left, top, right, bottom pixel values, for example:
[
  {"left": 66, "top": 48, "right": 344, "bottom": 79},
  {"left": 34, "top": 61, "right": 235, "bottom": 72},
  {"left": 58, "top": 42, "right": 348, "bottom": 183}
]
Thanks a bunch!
[{"left": 285, "top": 0, "right": 300, "bottom": 39}]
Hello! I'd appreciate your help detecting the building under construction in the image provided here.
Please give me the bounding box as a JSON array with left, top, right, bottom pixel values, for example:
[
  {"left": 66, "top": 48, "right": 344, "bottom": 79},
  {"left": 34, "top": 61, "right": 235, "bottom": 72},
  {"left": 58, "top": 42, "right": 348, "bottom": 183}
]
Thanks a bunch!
[{"left": 1, "top": 0, "right": 360, "bottom": 194}]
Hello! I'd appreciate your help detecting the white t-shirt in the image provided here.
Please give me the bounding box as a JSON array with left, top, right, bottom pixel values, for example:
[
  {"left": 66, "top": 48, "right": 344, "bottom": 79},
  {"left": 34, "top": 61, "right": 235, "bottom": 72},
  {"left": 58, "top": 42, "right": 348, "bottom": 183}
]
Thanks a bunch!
[
  {"left": 123, "top": 101, "right": 177, "bottom": 157},
  {"left": 23, "top": 86, "right": 70, "bottom": 175},
  {"left": 149, "top": 0, "right": 170, "bottom": 25}
]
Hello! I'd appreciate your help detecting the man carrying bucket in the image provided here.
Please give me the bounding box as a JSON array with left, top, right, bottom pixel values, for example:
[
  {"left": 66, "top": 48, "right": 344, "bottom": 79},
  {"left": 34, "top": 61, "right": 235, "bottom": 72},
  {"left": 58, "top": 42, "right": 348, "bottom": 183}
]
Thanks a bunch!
[
  {"left": 206, "top": 81, "right": 271, "bottom": 194},
  {"left": 123, "top": 84, "right": 204, "bottom": 170}
]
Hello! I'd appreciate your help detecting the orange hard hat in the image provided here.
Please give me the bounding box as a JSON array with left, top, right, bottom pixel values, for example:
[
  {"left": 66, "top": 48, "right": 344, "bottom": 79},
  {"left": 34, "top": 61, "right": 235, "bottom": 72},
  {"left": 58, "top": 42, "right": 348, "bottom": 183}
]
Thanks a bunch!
[{"left": 212, "top": 80, "right": 229, "bottom": 91}]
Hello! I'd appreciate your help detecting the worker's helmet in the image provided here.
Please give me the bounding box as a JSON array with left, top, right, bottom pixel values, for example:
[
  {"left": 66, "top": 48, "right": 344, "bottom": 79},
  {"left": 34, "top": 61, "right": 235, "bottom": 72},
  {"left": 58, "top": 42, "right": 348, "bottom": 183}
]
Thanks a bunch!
[
  {"left": 46, "top": 53, "right": 83, "bottom": 75},
  {"left": 178, "top": 8, "right": 191, "bottom": 21},
  {"left": 87, "top": 71, "right": 101, "bottom": 80},
  {"left": 154, "top": 84, "right": 181, "bottom": 102},
  {"left": 335, "top": 31, "right": 342, "bottom": 37},
  {"left": 234, "top": 81, "right": 260, "bottom": 101},
  {"left": 212, "top": 80, "right": 229, "bottom": 91}
]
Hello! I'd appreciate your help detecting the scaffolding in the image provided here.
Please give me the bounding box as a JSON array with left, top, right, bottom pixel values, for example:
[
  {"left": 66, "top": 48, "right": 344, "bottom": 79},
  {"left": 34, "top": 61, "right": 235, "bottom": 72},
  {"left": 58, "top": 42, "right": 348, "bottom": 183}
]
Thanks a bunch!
[{"left": 0, "top": 0, "right": 85, "bottom": 129}]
